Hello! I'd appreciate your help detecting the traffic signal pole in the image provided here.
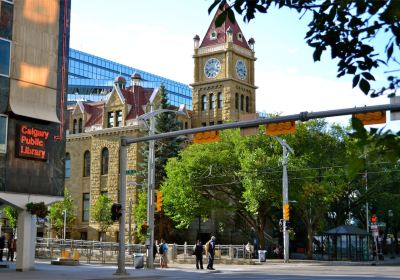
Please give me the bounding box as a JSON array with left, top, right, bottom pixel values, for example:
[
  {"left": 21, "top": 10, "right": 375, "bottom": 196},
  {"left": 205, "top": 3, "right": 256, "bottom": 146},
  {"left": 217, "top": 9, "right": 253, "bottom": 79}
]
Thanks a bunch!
[
  {"left": 122, "top": 103, "right": 400, "bottom": 145},
  {"left": 116, "top": 103, "right": 400, "bottom": 269},
  {"left": 115, "top": 137, "right": 128, "bottom": 275},
  {"left": 147, "top": 105, "right": 155, "bottom": 269},
  {"left": 276, "top": 137, "right": 294, "bottom": 263}
]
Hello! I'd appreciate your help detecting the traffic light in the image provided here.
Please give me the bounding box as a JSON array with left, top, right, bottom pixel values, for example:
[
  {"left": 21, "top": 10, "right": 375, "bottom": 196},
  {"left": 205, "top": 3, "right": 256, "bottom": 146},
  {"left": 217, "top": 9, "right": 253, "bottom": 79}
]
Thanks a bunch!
[
  {"left": 265, "top": 121, "right": 296, "bottom": 136},
  {"left": 156, "top": 191, "right": 163, "bottom": 212},
  {"left": 193, "top": 131, "right": 220, "bottom": 144},
  {"left": 111, "top": 203, "right": 122, "bottom": 221},
  {"left": 353, "top": 111, "right": 386, "bottom": 125},
  {"left": 283, "top": 203, "right": 290, "bottom": 220},
  {"left": 285, "top": 221, "right": 292, "bottom": 230}
]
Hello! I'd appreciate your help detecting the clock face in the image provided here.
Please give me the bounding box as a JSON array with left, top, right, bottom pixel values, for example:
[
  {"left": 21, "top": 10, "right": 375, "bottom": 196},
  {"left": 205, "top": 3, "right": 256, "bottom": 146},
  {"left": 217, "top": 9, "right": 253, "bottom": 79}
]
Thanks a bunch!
[
  {"left": 204, "top": 58, "right": 221, "bottom": 79},
  {"left": 236, "top": 60, "right": 247, "bottom": 80}
]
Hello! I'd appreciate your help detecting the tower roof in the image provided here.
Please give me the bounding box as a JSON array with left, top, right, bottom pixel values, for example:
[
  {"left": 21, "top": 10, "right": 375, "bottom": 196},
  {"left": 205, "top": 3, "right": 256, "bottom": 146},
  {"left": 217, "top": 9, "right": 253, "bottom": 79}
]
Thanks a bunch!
[{"left": 200, "top": 5, "right": 251, "bottom": 51}]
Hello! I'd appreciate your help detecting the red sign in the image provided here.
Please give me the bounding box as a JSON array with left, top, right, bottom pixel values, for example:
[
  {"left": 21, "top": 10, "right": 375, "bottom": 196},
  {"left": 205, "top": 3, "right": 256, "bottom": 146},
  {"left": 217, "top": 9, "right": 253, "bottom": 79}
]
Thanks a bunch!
[{"left": 16, "top": 124, "right": 49, "bottom": 160}]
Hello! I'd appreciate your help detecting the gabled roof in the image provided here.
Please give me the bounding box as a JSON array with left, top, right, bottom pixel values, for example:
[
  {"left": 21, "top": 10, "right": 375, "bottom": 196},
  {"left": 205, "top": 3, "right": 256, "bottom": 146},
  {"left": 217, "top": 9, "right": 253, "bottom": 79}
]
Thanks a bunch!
[
  {"left": 325, "top": 225, "right": 369, "bottom": 235},
  {"left": 200, "top": 4, "right": 251, "bottom": 51},
  {"left": 83, "top": 102, "right": 104, "bottom": 127}
]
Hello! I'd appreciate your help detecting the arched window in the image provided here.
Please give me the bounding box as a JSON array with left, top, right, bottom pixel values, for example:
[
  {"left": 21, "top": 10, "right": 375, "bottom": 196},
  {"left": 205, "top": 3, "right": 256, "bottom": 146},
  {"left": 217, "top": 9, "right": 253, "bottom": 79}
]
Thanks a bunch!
[
  {"left": 210, "top": 93, "right": 215, "bottom": 110},
  {"left": 246, "top": 96, "right": 250, "bottom": 112},
  {"left": 235, "top": 93, "right": 239, "bottom": 109},
  {"left": 217, "top": 92, "right": 223, "bottom": 109},
  {"left": 83, "top": 150, "right": 90, "bottom": 177},
  {"left": 201, "top": 95, "right": 207, "bottom": 111},
  {"left": 240, "top": 95, "right": 244, "bottom": 111},
  {"left": 73, "top": 119, "right": 77, "bottom": 134},
  {"left": 101, "top": 148, "right": 109, "bottom": 175},
  {"left": 65, "top": 153, "right": 71, "bottom": 178},
  {"left": 78, "top": 118, "right": 83, "bottom": 133}
]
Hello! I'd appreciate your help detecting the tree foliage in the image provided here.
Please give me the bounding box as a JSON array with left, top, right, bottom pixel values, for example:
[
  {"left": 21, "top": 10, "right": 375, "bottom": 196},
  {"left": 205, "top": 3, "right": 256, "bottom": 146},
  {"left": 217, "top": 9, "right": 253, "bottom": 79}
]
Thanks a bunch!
[
  {"left": 3, "top": 206, "right": 18, "bottom": 229},
  {"left": 209, "top": 0, "right": 400, "bottom": 97},
  {"left": 48, "top": 189, "right": 76, "bottom": 238},
  {"left": 91, "top": 194, "right": 113, "bottom": 240},
  {"left": 135, "top": 84, "right": 187, "bottom": 241}
]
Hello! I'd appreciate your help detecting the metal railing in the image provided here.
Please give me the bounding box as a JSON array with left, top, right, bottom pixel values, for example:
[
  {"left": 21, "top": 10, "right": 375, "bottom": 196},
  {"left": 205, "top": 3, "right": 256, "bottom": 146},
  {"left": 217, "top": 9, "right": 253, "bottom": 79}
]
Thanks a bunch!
[{"left": 35, "top": 238, "right": 257, "bottom": 264}]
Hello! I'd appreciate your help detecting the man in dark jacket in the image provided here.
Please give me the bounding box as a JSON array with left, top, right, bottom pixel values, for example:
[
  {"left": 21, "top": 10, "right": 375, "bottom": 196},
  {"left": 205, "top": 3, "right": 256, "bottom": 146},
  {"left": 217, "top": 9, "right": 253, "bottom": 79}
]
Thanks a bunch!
[
  {"left": 0, "top": 234, "right": 5, "bottom": 262},
  {"left": 206, "top": 236, "right": 216, "bottom": 270},
  {"left": 193, "top": 240, "right": 204, "bottom": 269}
]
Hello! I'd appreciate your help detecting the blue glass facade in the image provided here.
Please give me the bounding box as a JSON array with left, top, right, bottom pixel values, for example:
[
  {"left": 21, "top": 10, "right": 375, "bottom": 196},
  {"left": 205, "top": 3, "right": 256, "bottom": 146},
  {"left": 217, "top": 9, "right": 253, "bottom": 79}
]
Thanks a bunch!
[{"left": 68, "top": 49, "right": 192, "bottom": 109}]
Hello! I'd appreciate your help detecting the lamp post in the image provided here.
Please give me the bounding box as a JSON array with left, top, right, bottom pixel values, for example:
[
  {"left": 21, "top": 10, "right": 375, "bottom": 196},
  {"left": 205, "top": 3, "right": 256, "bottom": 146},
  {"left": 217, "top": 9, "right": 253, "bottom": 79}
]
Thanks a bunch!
[
  {"left": 275, "top": 137, "right": 293, "bottom": 263},
  {"left": 138, "top": 105, "right": 185, "bottom": 269}
]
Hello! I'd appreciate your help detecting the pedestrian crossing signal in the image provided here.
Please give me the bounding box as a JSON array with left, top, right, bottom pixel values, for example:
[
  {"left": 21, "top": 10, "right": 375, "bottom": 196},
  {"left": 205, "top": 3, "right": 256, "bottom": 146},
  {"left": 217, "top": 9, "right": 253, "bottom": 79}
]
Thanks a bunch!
[
  {"left": 266, "top": 121, "right": 296, "bottom": 136},
  {"left": 193, "top": 131, "right": 220, "bottom": 144},
  {"left": 353, "top": 111, "right": 386, "bottom": 125}
]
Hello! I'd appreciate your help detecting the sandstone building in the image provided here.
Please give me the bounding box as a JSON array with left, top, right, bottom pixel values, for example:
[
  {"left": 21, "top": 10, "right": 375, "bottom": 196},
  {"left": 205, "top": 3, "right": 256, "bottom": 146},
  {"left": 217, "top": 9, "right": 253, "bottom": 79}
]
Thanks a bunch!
[{"left": 65, "top": 6, "right": 256, "bottom": 241}]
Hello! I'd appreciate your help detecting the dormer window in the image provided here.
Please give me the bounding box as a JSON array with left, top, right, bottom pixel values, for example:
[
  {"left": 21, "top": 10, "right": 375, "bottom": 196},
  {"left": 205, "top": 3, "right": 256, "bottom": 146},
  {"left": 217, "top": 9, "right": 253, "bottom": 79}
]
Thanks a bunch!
[
  {"left": 237, "top": 32, "right": 243, "bottom": 41},
  {"left": 116, "top": 110, "right": 122, "bottom": 127},
  {"left": 107, "top": 112, "right": 114, "bottom": 128},
  {"left": 210, "top": 31, "right": 217, "bottom": 40}
]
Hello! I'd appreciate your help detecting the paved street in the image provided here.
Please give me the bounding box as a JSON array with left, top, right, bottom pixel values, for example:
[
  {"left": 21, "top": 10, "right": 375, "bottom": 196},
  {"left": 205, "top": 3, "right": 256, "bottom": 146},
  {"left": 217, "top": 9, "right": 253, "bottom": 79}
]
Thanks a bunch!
[{"left": 1, "top": 260, "right": 400, "bottom": 280}]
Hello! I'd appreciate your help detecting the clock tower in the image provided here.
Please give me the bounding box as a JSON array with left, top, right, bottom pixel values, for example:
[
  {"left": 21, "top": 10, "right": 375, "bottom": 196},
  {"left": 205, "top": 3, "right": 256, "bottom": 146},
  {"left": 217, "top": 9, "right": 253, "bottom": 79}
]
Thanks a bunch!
[{"left": 191, "top": 6, "right": 256, "bottom": 128}]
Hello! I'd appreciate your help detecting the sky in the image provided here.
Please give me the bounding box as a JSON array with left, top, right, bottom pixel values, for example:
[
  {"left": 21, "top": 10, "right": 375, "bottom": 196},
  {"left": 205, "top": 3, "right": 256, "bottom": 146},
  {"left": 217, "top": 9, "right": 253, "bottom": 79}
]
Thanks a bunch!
[{"left": 70, "top": 0, "right": 399, "bottom": 128}]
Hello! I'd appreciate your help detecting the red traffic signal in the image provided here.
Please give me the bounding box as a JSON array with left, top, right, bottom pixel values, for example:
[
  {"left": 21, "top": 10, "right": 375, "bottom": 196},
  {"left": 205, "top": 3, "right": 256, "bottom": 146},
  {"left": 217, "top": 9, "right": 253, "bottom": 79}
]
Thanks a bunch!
[{"left": 371, "top": 214, "right": 377, "bottom": 223}]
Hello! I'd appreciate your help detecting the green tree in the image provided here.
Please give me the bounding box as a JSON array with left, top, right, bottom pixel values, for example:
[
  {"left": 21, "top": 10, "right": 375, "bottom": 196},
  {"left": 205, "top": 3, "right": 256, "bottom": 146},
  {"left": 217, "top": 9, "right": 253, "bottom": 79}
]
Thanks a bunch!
[
  {"left": 91, "top": 194, "right": 113, "bottom": 241},
  {"left": 3, "top": 206, "right": 18, "bottom": 233},
  {"left": 286, "top": 120, "right": 351, "bottom": 258},
  {"left": 136, "top": 84, "right": 186, "bottom": 241},
  {"left": 209, "top": 0, "right": 400, "bottom": 97},
  {"left": 48, "top": 189, "right": 75, "bottom": 238},
  {"left": 162, "top": 129, "right": 286, "bottom": 248}
]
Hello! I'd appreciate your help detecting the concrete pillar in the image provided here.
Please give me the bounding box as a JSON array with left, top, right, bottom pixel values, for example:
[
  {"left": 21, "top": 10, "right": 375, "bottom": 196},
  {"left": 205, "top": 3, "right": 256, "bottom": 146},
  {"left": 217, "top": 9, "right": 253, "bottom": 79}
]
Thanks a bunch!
[{"left": 16, "top": 211, "right": 36, "bottom": 271}]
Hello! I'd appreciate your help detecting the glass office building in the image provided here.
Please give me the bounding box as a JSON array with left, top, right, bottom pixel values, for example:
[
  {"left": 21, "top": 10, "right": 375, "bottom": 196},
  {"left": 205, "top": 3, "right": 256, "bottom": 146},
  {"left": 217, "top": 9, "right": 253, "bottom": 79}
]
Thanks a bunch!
[{"left": 68, "top": 48, "right": 192, "bottom": 109}]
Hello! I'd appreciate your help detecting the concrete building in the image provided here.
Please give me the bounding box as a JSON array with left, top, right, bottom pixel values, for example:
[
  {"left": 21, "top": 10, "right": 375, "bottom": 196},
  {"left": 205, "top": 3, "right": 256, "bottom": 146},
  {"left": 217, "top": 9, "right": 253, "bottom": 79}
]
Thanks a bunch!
[{"left": 0, "top": 0, "right": 71, "bottom": 271}]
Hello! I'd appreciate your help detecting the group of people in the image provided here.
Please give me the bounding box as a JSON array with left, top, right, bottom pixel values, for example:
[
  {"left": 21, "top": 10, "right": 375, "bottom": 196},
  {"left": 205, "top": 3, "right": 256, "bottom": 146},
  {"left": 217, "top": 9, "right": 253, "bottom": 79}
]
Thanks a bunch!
[
  {"left": 0, "top": 234, "right": 17, "bottom": 262},
  {"left": 192, "top": 236, "right": 216, "bottom": 270}
]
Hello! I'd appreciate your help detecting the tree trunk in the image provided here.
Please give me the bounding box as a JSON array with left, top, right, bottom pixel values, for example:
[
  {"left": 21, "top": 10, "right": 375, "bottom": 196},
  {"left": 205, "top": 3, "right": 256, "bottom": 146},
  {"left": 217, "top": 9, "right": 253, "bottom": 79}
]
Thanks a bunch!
[
  {"left": 257, "top": 226, "right": 266, "bottom": 250},
  {"left": 307, "top": 225, "right": 314, "bottom": 259}
]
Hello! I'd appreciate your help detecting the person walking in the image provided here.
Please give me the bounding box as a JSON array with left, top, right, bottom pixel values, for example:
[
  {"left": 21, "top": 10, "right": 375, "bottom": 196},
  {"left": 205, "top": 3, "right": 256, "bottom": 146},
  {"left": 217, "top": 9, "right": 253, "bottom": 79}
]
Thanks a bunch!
[
  {"left": 193, "top": 240, "right": 204, "bottom": 269},
  {"left": 153, "top": 241, "right": 158, "bottom": 264},
  {"left": 0, "top": 234, "right": 5, "bottom": 262},
  {"left": 206, "top": 236, "right": 216, "bottom": 270},
  {"left": 7, "top": 235, "right": 16, "bottom": 262},
  {"left": 159, "top": 239, "right": 168, "bottom": 268}
]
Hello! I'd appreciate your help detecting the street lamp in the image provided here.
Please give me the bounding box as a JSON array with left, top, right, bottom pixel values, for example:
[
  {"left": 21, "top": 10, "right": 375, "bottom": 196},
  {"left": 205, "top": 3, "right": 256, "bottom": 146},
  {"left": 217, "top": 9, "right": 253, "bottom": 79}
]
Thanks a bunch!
[
  {"left": 138, "top": 105, "right": 185, "bottom": 269},
  {"left": 275, "top": 137, "right": 294, "bottom": 264}
]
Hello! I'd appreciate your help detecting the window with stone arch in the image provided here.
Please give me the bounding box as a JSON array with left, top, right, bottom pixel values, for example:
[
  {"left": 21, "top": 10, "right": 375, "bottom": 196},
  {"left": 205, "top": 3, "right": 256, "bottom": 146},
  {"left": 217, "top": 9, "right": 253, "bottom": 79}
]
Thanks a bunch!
[
  {"left": 83, "top": 150, "right": 90, "bottom": 177},
  {"left": 73, "top": 119, "right": 77, "bottom": 134},
  {"left": 201, "top": 94, "right": 207, "bottom": 111},
  {"left": 235, "top": 93, "right": 239, "bottom": 109},
  {"left": 246, "top": 96, "right": 250, "bottom": 112},
  {"left": 217, "top": 92, "right": 222, "bottom": 109},
  {"left": 240, "top": 95, "right": 244, "bottom": 111},
  {"left": 210, "top": 93, "right": 215, "bottom": 109},
  {"left": 65, "top": 153, "right": 71, "bottom": 178},
  {"left": 78, "top": 118, "right": 83, "bottom": 133},
  {"left": 101, "top": 147, "right": 109, "bottom": 175}
]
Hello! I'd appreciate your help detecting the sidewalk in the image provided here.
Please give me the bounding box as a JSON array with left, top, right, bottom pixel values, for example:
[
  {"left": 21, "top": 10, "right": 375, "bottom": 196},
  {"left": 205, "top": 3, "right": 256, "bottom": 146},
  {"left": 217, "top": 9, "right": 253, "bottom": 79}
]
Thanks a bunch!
[{"left": 0, "top": 256, "right": 399, "bottom": 280}]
